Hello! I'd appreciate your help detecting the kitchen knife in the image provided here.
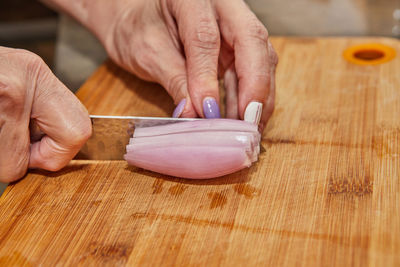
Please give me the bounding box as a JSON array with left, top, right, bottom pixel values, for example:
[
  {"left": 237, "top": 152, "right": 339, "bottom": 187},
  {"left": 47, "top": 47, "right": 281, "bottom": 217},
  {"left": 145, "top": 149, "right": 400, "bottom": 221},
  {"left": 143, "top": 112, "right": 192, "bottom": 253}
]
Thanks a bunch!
[
  {"left": 78, "top": 115, "right": 201, "bottom": 160},
  {"left": 30, "top": 115, "right": 199, "bottom": 160},
  {"left": 30, "top": 115, "right": 264, "bottom": 160}
]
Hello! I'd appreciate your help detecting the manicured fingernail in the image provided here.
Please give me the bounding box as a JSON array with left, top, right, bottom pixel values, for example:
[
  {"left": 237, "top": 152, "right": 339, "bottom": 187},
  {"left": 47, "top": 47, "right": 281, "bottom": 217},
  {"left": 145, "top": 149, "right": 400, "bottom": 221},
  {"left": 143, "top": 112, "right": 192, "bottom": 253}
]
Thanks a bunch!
[
  {"left": 203, "top": 97, "right": 221, "bottom": 119},
  {"left": 244, "top": 101, "right": 263, "bottom": 124},
  {"left": 172, "top": 99, "right": 186, "bottom": 118}
]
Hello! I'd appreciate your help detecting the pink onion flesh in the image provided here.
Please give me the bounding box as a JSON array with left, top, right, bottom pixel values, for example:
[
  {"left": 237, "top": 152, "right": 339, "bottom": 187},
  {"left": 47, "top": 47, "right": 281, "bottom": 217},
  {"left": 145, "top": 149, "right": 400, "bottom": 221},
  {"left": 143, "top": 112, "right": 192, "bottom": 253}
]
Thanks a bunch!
[{"left": 124, "top": 119, "right": 261, "bottom": 179}]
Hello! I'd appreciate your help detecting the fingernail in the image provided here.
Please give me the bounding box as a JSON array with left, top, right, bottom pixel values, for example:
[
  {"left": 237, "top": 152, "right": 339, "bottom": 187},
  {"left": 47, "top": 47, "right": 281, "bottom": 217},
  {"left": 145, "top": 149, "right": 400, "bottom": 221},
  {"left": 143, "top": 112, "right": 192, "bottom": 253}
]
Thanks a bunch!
[
  {"left": 172, "top": 99, "right": 186, "bottom": 118},
  {"left": 203, "top": 97, "right": 221, "bottom": 119},
  {"left": 244, "top": 101, "right": 263, "bottom": 124}
]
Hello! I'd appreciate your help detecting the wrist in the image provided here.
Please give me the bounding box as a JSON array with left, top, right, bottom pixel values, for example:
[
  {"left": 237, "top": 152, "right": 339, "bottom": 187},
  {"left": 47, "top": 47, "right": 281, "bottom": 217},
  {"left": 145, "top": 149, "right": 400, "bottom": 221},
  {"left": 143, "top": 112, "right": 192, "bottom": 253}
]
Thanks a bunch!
[
  {"left": 40, "top": 0, "right": 129, "bottom": 47},
  {"left": 84, "top": 1, "right": 127, "bottom": 45}
]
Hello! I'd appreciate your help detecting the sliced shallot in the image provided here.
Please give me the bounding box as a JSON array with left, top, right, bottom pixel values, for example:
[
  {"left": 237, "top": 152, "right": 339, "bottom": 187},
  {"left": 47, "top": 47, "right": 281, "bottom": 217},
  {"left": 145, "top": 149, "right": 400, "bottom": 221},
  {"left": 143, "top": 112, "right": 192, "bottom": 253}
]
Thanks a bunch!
[{"left": 124, "top": 119, "right": 261, "bottom": 179}]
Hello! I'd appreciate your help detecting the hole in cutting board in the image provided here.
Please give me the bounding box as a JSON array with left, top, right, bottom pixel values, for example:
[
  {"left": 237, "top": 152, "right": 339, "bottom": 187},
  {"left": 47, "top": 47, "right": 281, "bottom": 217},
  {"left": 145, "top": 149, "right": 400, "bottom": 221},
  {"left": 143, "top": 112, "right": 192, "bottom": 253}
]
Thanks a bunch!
[
  {"left": 343, "top": 43, "right": 396, "bottom": 65},
  {"left": 353, "top": 49, "right": 385, "bottom": 61}
]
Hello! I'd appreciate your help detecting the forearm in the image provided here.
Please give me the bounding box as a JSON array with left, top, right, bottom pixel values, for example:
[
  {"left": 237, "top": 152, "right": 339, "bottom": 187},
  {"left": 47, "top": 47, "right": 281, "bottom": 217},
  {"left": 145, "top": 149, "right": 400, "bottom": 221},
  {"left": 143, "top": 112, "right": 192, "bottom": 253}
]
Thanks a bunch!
[{"left": 39, "top": 0, "right": 127, "bottom": 43}]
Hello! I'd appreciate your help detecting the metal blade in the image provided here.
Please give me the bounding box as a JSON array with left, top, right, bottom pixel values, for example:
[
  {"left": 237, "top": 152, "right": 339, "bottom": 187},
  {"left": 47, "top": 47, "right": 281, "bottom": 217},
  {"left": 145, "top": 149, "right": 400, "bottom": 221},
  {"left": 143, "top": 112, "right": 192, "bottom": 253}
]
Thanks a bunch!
[{"left": 75, "top": 115, "right": 199, "bottom": 160}]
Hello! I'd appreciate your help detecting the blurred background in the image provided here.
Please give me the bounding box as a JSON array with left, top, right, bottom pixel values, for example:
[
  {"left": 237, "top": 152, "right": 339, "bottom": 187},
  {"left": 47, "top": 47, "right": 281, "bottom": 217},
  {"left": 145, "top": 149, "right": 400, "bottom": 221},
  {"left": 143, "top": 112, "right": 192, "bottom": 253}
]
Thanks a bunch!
[{"left": 1, "top": 0, "right": 399, "bottom": 194}]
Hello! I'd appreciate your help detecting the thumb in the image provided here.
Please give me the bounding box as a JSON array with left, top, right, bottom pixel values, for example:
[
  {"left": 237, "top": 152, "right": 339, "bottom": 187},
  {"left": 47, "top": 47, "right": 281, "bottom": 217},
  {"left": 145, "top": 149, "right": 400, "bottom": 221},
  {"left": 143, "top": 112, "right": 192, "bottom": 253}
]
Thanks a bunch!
[
  {"left": 28, "top": 60, "right": 92, "bottom": 171},
  {"left": 150, "top": 42, "right": 198, "bottom": 118},
  {"left": 158, "top": 64, "right": 198, "bottom": 118}
]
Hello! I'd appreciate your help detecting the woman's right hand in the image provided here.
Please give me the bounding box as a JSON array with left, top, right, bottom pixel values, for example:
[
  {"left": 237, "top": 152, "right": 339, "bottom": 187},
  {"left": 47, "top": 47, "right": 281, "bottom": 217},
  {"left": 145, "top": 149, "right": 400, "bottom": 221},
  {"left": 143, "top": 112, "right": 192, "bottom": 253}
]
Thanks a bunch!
[{"left": 0, "top": 46, "right": 92, "bottom": 183}]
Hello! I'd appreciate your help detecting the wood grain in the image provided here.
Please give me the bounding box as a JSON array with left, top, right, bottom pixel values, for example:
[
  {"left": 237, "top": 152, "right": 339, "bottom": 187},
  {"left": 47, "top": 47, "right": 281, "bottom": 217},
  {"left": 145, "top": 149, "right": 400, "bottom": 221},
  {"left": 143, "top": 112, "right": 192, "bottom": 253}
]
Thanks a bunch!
[{"left": 0, "top": 37, "right": 399, "bottom": 266}]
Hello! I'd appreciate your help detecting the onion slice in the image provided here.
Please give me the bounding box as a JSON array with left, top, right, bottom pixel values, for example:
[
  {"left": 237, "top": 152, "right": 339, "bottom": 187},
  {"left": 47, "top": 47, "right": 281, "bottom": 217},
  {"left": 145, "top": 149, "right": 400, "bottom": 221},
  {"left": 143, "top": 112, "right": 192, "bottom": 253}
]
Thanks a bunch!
[
  {"left": 124, "top": 119, "right": 261, "bottom": 179},
  {"left": 133, "top": 119, "right": 259, "bottom": 137}
]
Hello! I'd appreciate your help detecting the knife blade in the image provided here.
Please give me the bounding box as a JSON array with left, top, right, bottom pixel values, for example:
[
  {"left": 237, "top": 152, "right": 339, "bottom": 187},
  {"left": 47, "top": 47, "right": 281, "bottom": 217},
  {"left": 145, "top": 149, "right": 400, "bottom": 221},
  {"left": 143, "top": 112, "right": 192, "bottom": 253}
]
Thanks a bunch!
[
  {"left": 78, "top": 115, "right": 201, "bottom": 160},
  {"left": 30, "top": 115, "right": 199, "bottom": 160},
  {"left": 30, "top": 115, "right": 264, "bottom": 161}
]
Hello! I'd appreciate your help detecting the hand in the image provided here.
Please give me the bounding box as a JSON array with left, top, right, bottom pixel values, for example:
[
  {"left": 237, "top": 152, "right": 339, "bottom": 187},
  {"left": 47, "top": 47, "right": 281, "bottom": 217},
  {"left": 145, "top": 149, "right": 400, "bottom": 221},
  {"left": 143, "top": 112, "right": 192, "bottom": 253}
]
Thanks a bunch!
[
  {"left": 0, "top": 47, "right": 92, "bottom": 182},
  {"left": 83, "top": 0, "right": 278, "bottom": 131}
]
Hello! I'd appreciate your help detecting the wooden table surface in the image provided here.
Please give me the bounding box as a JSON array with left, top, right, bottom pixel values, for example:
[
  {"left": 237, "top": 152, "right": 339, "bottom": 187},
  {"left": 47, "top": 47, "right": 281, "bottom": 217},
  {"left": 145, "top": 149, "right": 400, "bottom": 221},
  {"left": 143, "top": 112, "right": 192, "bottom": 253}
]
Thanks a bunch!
[{"left": 0, "top": 37, "right": 399, "bottom": 266}]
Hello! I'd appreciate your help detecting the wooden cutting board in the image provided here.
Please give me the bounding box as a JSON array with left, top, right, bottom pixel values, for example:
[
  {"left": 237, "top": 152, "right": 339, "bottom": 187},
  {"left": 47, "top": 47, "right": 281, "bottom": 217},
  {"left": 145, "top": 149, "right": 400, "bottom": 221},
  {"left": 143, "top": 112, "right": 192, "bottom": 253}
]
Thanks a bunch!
[{"left": 0, "top": 37, "right": 399, "bottom": 266}]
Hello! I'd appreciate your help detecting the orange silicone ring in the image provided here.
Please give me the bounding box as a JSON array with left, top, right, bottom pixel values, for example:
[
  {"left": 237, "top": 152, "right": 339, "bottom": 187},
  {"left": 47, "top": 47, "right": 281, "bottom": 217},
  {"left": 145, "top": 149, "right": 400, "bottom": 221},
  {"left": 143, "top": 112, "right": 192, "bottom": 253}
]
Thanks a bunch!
[{"left": 343, "top": 43, "right": 396, "bottom": 65}]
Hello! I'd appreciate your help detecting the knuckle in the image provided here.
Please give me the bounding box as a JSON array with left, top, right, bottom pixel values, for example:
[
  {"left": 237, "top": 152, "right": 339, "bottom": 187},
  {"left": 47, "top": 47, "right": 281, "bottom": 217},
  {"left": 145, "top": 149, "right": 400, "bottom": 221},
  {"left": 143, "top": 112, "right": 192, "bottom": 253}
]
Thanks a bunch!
[
  {"left": 134, "top": 50, "right": 154, "bottom": 70},
  {"left": 79, "top": 121, "right": 93, "bottom": 143},
  {"left": 238, "top": 70, "right": 270, "bottom": 87},
  {"left": 268, "top": 43, "right": 279, "bottom": 65},
  {"left": 192, "top": 17, "right": 220, "bottom": 50},
  {"left": 0, "top": 75, "right": 26, "bottom": 113},
  {"left": 167, "top": 73, "right": 187, "bottom": 101},
  {"left": 129, "top": 44, "right": 158, "bottom": 81},
  {"left": 11, "top": 49, "right": 52, "bottom": 99},
  {"left": 29, "top": 56, "right": 51, "bottom": 83},
  {"left": 192, "top": 68, "right": 218, "bottom": 84},
  {"left": 23, "top": 50, "right": 43, "bottom": 64},
  {"left": 68, "top": 117, "right": 92, "bottom": 148},
  {"left": 0, "top": 47, "right": 44, "bottom": 71},
  {"left": 0, "top": 50, "right": 39, "bottom": 112},
  {"left": 15, "top": 49, "right": 46, "bottom": 74},
  {"left": 16, "top": 50, "right": 54, "bottom": 90},
  {"left": 245, "top": 17, "right": 269, "bottom": 44},
  {"left": 5, "top": 48, "right": 40, "bottom": 63}
]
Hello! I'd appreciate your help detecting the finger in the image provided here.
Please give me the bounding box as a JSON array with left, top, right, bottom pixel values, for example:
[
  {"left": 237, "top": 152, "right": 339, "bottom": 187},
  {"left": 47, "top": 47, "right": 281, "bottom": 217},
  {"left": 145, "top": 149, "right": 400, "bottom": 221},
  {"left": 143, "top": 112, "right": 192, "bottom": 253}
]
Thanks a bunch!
[
  {"left": 149, "top": 32, "right": 198, "bottom": 118},
  {"left": 260, "top": 66, "right": 276, "bottom": 133},
  {"left": 224, "top": 64, "right": 239, "bottom": 119},
  {"left": 216, "top": 0, "right": 272, "bottom": 124},
  {"left": 259, "top": 41, "right": 278, "bottom": 133},
  {"left": 168, "top": 0, "right": 221, "bottom": 118},
  {"left": 120, "top": 26, "right": 198, "bottom": 119},
  {"left": 0, "top": 122, "right": 30, "bottom": 182},
  {"left": 0, "top": 74, "right": 31, "bottom": 182},
  {"left": 218, "top": 38, "right": 235, "bottom": 79},
  {"left": 28, "top": 60, "right": 92, "bottom": 171}
]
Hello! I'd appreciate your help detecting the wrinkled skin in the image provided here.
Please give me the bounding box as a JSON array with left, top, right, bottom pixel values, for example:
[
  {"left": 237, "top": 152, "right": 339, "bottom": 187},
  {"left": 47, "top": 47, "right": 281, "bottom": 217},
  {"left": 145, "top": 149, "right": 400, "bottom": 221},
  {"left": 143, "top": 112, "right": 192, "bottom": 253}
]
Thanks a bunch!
[
  {"left": 44, "top": 0, "right": 278, "bottom": 128},
  {"left": 0, "top": 47, "right": 92, "bottom": 183},
  {"left": 90, "top": 0, "right": 278, "bottom": 130}
]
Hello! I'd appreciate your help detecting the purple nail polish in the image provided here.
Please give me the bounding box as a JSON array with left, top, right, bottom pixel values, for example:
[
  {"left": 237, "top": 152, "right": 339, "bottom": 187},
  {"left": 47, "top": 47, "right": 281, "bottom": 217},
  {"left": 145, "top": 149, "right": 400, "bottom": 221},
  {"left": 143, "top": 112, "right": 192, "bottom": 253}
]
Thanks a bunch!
[
  {"left": 203, "top": 97, "right": 221, "bottom": 119},
  {"left": 173, "top": 99, "right": 186, "bottom": 118}
]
